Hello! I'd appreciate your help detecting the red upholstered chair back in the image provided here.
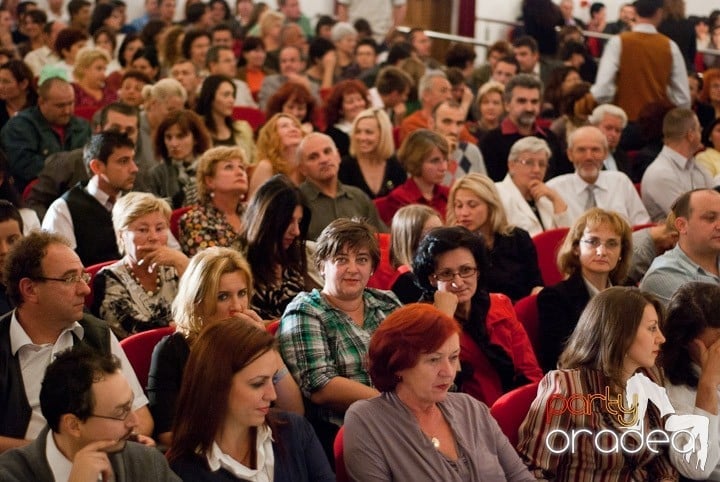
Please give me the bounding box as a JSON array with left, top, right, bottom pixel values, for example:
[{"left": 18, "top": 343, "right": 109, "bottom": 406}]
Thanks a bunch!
[
  {"left": 334, "top": 425, "right": 348, "bottom": 482},
  {"left": 490, "top": 381, "right": 540, "bottom": 447},
  {"left": 266, "top": 319, "right": 280, "bottom": 335},
  {"left": 170, "top": 206, "right": 193, "bottom": 239},
  {"left": 232, "top": 106, "right": 266, "bottom": 132},
  {"left": 513, "top": 294, "right": 540, "bottom": 357},
  {"left": 119, "top": 326, "right": 176, "bottom": 391},
  {"left": 84, "top": 259, "right": 118, "bottom": 308},
  {"left": 366, "top": 233, "right": 395, "bottom": 290},
  {"left": 532, "top": 228, "right": 569, "bottom": 286}
]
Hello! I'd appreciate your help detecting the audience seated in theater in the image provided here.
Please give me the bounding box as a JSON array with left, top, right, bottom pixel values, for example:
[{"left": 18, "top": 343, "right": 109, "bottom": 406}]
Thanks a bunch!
[
  {"left": 640, "top": 189, "right": 720, "bottom": 306},
  {"left": 91, "top": 193, "right": 188, "bottom": 340},
  {"left": 92, "top": 26, "right": 122, "bottom": 74},
  {"left": 168, "top": 58, "right": 202, "bottom": 111},
  {"left": 278, "top": 218, "right": 401, "bottom": 459},
  {"left": 696, "top": 117, "right": 720, "bottom": 182},
  {"left": 0, "top": 201, "right": 24, "bottom": 315},
  {"left": 603, "top": 2, "right": 636, "bottom": 34},
  {"left": 432, "top": 100, "right": 487, "bottom": 187},
  {"left": 547, "top": 126, "right": 650, "bottom": 226},
  {"left": 258, "top": 45, "right": 320, "bottom": 111},
  {"left": 241, "top": 175, "right": 318, "bottom": 320},
  {"left": 50, "top": 27, "right": 89, "bottom": 82},
  {"left": 355, "top": 37, "right": 379, "bottom": 86},
  {"left": 339, "top": 108, "right": 406, "bottom": 199},
  {"left": 489, "top": 55, "right": 519, "bottom": 86},
  {"left": 628, "top": 100, "right": 674, "bottom": 180},
  {"left": 537, "top": 208, "right": 632, "bottom": 371},
  {"left": 389, "top": 204, "right": 442, "bottom": 304},
  {"left": 0, "top": 231, "right": 153, "bottom": 453},
  {"left": 298, "top": 133, "right": 386, "bottom": 241},
  {"left": 117, "top": 70, "right": 151, "bottom": 109},
  {"left": 661, "top": 282, "right": 720, "bottom": 481},
  {"left": 413, "top": 226, "right": 543, "bottom": 406},
  {"left": 627, "top": 215, "right": 678, "bottom": 285},
  {"left": 374, "top": 129, "right": 449, "bottom": 227},
  {"left": 331, "top": 21, "right": 360, "bottom": 80},
  {"left": 698, "top": 69, "right": 720, "bottom": 127},
  {"left": 180, "top": 29, "right": 211, "bottom": 75},
  {"left": 71, "top": 48, "right": 118, "bottom": 112},
  {"left": 0, "top": 151, "right": 40, "bottom": 235},
  {"left": 0, "top": 348, "right": 178, "bottom": 481},
  {"left": 469, "top": 40, "right": 513, "bottom": 91},
  {"left": 408, "top": 27, "right": 443, "bottom": 71},
  {"left": 137, "top": 79, "right": 187, "bottom": 183},
  {"left": 168, "top": 318, "right": 333, "bottom": 482},
  {"left": 303, "top": 37, "right": 338, "bottom": 98},
  {"left": 117, "top": 33, "right": 145, "bottom": 75},
  {"left": 196, "top": 74, "right": 256, "bottom": 165},
  {"left": 257, "top": 10, "right": 284, "bottom": 70},
  {"left": 495, "top": 137, "right": 570, "bottom": 237},
  {"left": 466, "top": 81, "right": 505, "bottom": 145},
  {"left": 588, "top": 103, "right": 633, "bottom": 177},
  {"left": 206, "top": 45, "right": 258, "bottom": 108},
  {"left": 130, "top": 47, "right": 161, "bottom": 82},
  {"left": 548, "top": 81, "right": 591, "bottom": 160},
  {"left": 368, "top": 66, "right": 413, "bottom": 128},
  {"left": 28, "top": 102, "right": 140, "bottom": 220},
  {"left": 237, "top": 36, "right": 273, "bottom": 101},
  {"left": 323, "top": 79, "right": 371, "bottom": 158},
  {"left": 512, "top": 35, "right": 559, "bottom": 87},
  {"left": 1, "top": 76, "right": 91, "bottom": 193},
  {"left": 0, "top": 60, "right": 37, "bottom": 132},
  {"left": 657, "top": 0, "right": 696, "bottom": 72},
  {"left": 148, "top": 247, "right": 302, "bottom": 447},
  {"left": 447, "top": 173, "right": 544, "bottom": 302},
  {"left": 344, "top": 303, "right": 535, "bottom": 481},
  {"left": 586, "top": 0, "right": 690, "bottom": 123},
  {"left": 146, "top": 110, "right": 212, "bottom": 209},
  {"left": 264, "top": 82, "right": 317, "bottom": 135},
  {"left": 179, "top": 146, "right": 249, "bottom": 257},
  {"left": 480, "top": 74, "right": 564, "bottom": 181},
  {"left": 518, "top": 287, "right": 680, "bottom": 481},
  {"left": 42, "top": 132, "right": 135, "bottom": 266},
  {"left": 23, "top": 19, "right": 63, "bottom": 78},
  {"left": 691, "top": 70, "right": 716, "bottom": 131},
  {"left": 641, "top": 108, "right": 711, "bottom": 222},
  {"left": 158, "top": 26, "right": 185, "bottom": 73},
  {"left": 542, "top": 65, "right": 582, "bottom": 119},
  {"left": 248, "top": 113, "right": 306, "bottom": 198},
  {"left": 704, "top": 26, "right": 720, "bottom": 69}
]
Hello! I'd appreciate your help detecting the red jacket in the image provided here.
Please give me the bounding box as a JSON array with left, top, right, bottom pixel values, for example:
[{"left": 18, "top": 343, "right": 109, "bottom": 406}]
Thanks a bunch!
[{"left": 373, "top": 178, "right": 448, "bottom": 226}]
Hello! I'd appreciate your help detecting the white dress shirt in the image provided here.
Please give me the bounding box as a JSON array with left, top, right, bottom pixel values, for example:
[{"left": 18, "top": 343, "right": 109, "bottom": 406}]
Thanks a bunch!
[{"left": 546, "top": 170, "right": 650, "bottom": 226}]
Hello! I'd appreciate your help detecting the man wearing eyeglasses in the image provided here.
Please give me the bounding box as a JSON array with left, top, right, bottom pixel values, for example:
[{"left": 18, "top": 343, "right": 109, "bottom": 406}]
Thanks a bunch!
[
  {"left": 0, "top": 231, "right": 154, "bottom": 454},
  {"left": 546, "top": 125, "right": 650, "bottom": 226},
  {"left": 0, "top": 347, "right": 179, "bottom": 481}
]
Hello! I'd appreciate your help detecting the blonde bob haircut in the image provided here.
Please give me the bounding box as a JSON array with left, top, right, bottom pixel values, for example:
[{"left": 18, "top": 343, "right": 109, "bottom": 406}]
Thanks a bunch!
[
  {"left": 476, "top": 80, "right": 504, "bottom": 107},
  {"left": 73, "top": 48, "right": 110, "bottom": 80},
  {"left": 259, "top": 10, "right": 284, "bottom": 37},
  {"left": 349, "top": 108, "right": 394, "bottom": 160},
  {"left": 397, "top": 129, "right": 449, "bottom": 177},
  {"left": 141, "top": 77, "right": 188, "bottom": 104},
  {"left": 556, "top": 207, "right": 633, "bottom": 284},
  {"left": 196, "top": 145, "right": 248, "bottom": 202},
  {"left": 446, "top": 173, "right": 513, "bottom": 236},
  {"left": 172, "top": 246, "right": 254, "bottom": 343},
  {"left": 390, "top": 204, "right": 440, "bottom": 268},
  {"left": 112, "top": 192, "right": 172, "bottom": 255}
]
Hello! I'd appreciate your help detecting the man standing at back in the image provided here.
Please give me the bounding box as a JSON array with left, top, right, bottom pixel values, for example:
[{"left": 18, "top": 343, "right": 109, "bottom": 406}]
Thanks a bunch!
[
  {"left": 1, "top": 76, "right": 91, "bottom": 193},
  {"left": 589, "top": 0, "right": 689, "bottom": 122},
  {"left": 336, "top": 0, "right": 406, "bottom": 45}
]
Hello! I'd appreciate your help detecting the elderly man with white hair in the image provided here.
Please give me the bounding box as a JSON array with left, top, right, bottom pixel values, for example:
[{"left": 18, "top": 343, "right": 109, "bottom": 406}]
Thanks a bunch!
[
  {"left": 547, "top": 125, "right": 650, "bottom": 226},
  {"left": 588, "top": 103, "right": 633, "bottom": 177},
  {"left": 495, "top": 136, "right": 570, "bottom": 237}
]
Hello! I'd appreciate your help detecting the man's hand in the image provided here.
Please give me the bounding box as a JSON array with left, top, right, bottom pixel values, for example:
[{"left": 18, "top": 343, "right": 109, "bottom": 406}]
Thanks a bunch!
[{"left": 68, "top": 440, "right": 116, "bottom": 482}]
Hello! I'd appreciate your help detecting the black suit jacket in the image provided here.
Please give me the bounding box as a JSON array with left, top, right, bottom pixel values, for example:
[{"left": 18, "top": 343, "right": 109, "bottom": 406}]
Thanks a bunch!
[{"left": 537, "top": 272, "right": 591, "bottom": 372}]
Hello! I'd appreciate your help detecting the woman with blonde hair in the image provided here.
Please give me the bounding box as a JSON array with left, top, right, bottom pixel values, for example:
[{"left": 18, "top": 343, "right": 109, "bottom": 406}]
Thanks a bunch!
[
  {"left": 148, "top": 247, "right": 303, "bottom": 446},
  {"left": 467, "top": 80, "right": 505, "bottom": 144},
  {"left": 258, "top": 10, "right": 284, "bottom": 69},
  {"left": 248, "top": 113, "right": 305, "bottom": 197},
  {"left": 447, "top": 172, "right": 543, "bottom": 302},
  {"left": 72, "top": 47, "right": 118, "bottom": 110},
  {"left": 179, "top": 146, "right": 249, "bottom": 256},
  {"left": 339, "top": 108, "right": 406, "bottom": 199},
  {"left": 537, "top": 208, "right": 633, "bottom": 371},
  {"left": 389, "top": 204, "right": 442, "bottom": 303},
  {"left": 91, "top": 192, "right": 189, "bottom": 340}
]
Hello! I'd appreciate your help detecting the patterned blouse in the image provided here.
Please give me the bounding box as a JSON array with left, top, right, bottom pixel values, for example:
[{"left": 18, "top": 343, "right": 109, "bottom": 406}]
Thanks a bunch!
[
  {"left": 91, "top": 261, "right": 179, "bottom": 340},
  {"left": 178, "top": 202, "right": 244, "bottom": 257},
  {"left": 251, "top": 266, "right": 306, "bottom": 320}
]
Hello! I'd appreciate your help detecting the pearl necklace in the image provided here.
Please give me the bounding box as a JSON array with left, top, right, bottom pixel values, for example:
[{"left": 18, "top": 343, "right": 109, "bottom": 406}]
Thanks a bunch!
[{"left": 126, "top": 262, "right": 160, "bottom": 297}]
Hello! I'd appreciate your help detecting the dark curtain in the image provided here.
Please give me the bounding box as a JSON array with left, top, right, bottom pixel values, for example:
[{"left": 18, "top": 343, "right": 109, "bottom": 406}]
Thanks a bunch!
[{"left": 458, "top": 0, "right": 475, "bottom": 38}]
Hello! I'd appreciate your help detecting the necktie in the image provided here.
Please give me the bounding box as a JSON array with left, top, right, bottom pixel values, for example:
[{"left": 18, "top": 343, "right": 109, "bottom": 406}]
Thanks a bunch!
[{"left": 585, "top": 185, "right": 597, "bottom": 211}]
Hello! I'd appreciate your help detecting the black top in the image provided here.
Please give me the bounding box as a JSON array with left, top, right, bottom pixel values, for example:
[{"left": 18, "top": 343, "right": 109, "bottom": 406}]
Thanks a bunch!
[
  {"left": 486, "top": 227, "right": 544, "bottom": 303},
  {"left": 536, "top": 272, "right": 591, "bottom": 372},
  {"left": 391, "top": 270, "right": 424, "bottom": 304},
  {"left": 147, "top": 332, "right": 190, "bottom": 436},
  {"left": 480, "top": 127, "right": 565, "bottom": 182},
  {"left": 658, "top": 17, "right": 697, "bottom": 72},
  {"left": 324, "top": 126, "right": 350, "bottom": 158},
  {"left": 338, "top": 155, "right": 407, "bottom": 199}
]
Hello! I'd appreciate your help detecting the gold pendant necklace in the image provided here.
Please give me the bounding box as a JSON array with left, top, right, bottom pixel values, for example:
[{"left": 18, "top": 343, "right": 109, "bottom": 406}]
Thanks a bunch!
[{"left": 431, "top": 436, "right": 440, "bottom": 449}]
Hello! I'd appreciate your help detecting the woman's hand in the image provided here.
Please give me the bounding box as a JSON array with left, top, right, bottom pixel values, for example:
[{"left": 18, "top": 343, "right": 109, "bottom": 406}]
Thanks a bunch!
[
  {"left": 433, "top": 291, "right": 458, "bottom": 317},
  {"left": 692, "top": 337, "right": 720, "bottom": 415},
  {"left": 135, "top": 246, "right": 190, "bottom": 276},
  {"left": 235, "top": 308, "right": 264, "bottom": 329}
]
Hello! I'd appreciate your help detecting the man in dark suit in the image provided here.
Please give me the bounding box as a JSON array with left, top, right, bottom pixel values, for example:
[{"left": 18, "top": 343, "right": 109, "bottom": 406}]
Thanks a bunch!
[{"left": 0, "top": 348, "right": 179, "bottom": 481}]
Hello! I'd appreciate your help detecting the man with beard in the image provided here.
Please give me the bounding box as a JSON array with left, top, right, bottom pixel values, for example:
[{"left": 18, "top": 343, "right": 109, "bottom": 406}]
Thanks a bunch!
[
  {"left": 480, "top": 74, "right": 564, "bottom": 181},
  {"left": 431, "top": 100, "right": 486, "bottom": 187},
  {"left": 546, "top": 126, "right": 650, "bottom": 225},
  {"left": 42, "top": 132, "right": 137, "bottom": 266},
  {"left": 298, "top": 133, "right": 386, "bottom": 240},
  {"left": 0, "top": 347, "right": 177, "bottom": 480},
  {"left": 0, "top": 232, "right": 153, "bottom": 453}
]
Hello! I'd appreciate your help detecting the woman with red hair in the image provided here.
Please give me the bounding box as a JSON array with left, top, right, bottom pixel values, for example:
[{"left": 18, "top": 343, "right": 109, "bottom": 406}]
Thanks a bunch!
[
  {"left": 344, "top": 303, "right": 534, "bottom": 481},
  {"left": 699, "top": 68, "right": 720, "bottom": 126},
  {"left": 264, "top": 82, "right": 317, "bottom": 134},
  {"left": 323, "top": 79, "right": 370, "bottom": 157}
]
